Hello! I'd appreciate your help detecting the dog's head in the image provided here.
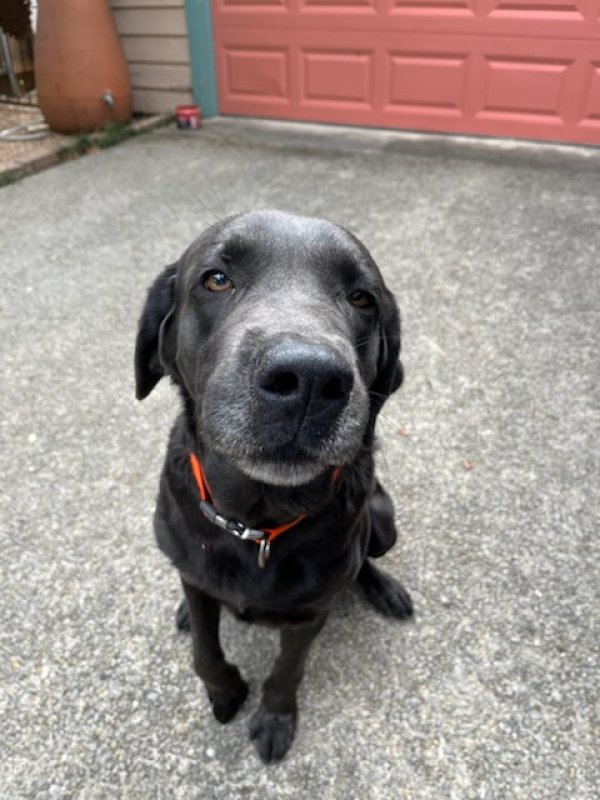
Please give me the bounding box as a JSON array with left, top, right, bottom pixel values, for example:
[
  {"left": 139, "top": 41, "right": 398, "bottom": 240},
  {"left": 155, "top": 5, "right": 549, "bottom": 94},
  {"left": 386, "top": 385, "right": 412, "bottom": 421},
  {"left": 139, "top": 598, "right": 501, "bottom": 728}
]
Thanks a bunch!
[{"left": 135, "top": 210, "right": 402, "bottom": 486}]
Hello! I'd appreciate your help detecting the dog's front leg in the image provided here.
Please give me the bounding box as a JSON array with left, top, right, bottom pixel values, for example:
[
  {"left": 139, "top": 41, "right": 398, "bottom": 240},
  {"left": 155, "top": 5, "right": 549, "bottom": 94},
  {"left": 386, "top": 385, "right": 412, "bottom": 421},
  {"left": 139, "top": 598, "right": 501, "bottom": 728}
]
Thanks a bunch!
[
  {"left": 182, "top": 580, "right": 249, "bottom": 723},
  {"left": 249, "top": 614, "right": 327, "bottom": 763}
]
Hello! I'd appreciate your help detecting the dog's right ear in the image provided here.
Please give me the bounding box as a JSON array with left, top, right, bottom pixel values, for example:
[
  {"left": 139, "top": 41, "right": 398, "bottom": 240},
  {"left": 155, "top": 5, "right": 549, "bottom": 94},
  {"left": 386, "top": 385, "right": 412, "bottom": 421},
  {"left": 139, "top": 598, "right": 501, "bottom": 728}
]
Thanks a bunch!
[{"left": 134, "top": 264, "right": 177, "bottom": 400}]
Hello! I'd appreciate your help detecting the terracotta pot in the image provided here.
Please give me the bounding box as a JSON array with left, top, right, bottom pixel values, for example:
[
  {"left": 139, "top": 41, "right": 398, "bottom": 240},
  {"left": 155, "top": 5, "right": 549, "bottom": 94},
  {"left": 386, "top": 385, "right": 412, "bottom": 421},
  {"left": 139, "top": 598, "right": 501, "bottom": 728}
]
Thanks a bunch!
[{"left": 35, "top": 0, "right": 132, "bottom": 134}]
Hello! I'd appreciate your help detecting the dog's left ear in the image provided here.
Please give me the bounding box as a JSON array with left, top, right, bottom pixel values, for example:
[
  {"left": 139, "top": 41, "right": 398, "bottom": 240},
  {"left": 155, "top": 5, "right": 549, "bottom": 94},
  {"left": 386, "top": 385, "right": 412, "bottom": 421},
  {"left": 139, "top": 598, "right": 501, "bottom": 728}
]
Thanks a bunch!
[
  {"left": 370, "top": 287, "right": 403, "bottom": 418},
  {"left": 134, "top": 263, "right": 178, "bottom": 400}
]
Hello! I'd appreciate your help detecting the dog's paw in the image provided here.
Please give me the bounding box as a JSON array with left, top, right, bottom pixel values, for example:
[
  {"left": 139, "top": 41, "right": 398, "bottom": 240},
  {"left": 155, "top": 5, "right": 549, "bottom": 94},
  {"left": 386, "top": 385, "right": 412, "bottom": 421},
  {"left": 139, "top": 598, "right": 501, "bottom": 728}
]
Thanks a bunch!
[
  {"left": 248, "top": 706, "right": 296, "bottom": 763},
  {"left": 176, "top": 599, "right": 190, "bottom": 632},
  {"left": 209, "top": 676, "right": 249, "bottom": 724},
  {"left": 358, "top": 561, "right": 413, "bottom": 620}
]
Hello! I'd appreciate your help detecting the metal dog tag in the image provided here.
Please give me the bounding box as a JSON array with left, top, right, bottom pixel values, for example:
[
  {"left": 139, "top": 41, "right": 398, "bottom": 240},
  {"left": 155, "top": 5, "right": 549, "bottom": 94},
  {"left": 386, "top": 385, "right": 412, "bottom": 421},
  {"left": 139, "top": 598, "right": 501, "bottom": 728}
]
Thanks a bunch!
[{"left": 258, "top": 538, "right": 271, "bottom": 568}]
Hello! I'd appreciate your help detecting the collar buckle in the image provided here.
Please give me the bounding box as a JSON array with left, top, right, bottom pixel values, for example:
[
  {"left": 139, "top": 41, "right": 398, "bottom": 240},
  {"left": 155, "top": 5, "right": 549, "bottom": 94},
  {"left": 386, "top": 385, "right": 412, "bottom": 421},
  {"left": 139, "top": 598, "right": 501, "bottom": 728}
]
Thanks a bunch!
[{"left": 200, "top": 500, "right": 264, "bottom": 542}]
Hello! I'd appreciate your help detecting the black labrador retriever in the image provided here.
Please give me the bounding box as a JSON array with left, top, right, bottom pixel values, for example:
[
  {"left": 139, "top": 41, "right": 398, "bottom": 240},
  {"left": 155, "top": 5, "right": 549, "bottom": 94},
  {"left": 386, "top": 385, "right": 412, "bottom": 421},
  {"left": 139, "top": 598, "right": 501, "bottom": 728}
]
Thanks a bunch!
[{"left": 135, "top": 210, "right": 412, "bottom": 762}]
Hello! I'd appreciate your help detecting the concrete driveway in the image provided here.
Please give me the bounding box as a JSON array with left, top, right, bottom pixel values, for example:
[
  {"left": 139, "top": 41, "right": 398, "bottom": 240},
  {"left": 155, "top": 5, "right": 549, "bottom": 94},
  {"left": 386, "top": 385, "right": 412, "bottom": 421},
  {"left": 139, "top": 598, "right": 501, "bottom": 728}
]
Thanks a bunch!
[{"left": 1, "top": 120, "right": 598, "bottom": 799}]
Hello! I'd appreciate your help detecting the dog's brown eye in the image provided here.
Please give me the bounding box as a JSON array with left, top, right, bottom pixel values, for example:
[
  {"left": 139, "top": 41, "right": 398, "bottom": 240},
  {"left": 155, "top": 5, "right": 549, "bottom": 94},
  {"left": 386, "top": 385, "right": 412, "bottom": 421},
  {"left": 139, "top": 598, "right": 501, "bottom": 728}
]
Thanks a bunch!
[
  {"left": 349, "top": 290, "right": 374, "bottom": 309},
  {"left": 203, "top": 270, "right": 234, "bottom": 293}
]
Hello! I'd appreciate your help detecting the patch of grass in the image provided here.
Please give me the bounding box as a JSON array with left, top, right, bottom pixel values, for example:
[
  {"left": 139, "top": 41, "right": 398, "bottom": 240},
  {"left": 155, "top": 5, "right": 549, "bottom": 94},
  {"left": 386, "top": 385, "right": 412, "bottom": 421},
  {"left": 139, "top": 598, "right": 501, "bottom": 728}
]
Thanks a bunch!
[
  {"left": 57, "top": 134, "right": 93, "bottom": 161},
  {"left": 56, "top": 121, "right": 140, "bottom": 161},
  {"left": 97, "top": 121, "right": 138, "bottom": 148},
  {"left": 0, "top": 170, "right": 21, "bottom": 188}
]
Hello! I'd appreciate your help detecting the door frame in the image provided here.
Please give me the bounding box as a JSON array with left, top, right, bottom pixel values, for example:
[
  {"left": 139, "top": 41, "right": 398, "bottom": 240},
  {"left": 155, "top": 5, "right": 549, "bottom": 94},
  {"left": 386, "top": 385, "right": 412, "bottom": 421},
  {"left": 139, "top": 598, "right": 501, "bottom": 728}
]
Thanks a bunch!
[{"left": 185, "top": 0, "right": 218, "bottom": 117}]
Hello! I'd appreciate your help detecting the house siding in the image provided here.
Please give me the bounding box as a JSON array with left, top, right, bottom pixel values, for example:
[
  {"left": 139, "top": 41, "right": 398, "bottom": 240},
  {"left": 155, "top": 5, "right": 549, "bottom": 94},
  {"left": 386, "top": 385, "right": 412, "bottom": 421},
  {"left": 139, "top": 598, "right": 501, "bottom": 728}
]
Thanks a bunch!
[{"left": 110, "top": 0, "right": 193, "bottom": 114}]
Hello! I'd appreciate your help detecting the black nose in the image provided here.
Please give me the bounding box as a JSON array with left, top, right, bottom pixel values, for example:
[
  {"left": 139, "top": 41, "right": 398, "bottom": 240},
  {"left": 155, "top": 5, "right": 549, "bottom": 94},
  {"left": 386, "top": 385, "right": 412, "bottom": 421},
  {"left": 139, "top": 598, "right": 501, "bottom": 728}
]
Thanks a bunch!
[{"left": 256, "top": 338, "right": 353, "bottom": 439}]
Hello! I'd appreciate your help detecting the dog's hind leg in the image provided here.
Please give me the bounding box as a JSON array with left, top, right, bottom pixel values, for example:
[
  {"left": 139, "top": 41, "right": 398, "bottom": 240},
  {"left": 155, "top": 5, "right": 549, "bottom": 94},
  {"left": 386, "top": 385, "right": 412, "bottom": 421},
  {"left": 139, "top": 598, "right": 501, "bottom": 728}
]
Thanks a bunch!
[
  {"left": 357, "top": 559, "right": 413, "bottom": 620},
  {"left": 361, "top": 482, "right": 412, "bottom": 618},
  {"left": 367, "top": 480, "right": 398, "bottom": 558}
]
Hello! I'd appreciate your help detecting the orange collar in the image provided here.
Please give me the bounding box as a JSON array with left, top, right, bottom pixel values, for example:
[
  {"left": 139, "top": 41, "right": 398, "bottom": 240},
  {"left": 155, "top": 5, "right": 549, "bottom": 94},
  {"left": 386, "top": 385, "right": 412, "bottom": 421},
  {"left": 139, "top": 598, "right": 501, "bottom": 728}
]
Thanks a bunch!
[{"left": 189, "top": 452, "right": 340, "bottom": 567}]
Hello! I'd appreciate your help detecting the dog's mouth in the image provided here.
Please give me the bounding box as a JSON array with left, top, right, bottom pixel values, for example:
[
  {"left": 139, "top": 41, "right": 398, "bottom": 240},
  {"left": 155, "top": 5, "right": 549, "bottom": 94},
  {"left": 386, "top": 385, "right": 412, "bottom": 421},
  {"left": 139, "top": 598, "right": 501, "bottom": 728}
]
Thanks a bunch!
[
  {"left": 200, "top": 391, "right": 369, "bottom": 487},
  {"left": 237, "top": 456, "right": 327, "bottom": 487},
  {"left": 211, "top": 441, "right": 342, "bottom": 487}
]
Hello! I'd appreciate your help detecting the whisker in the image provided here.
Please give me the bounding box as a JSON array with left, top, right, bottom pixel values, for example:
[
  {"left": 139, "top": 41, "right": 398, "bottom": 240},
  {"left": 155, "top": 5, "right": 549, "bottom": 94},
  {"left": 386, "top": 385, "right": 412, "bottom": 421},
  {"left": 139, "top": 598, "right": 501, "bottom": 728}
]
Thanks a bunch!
[
  {"left": 205, "top": 179, "right": 228, "bottom": 219},
  {"left": 355, "top": 331, "right": 395, "bottom": 349},
  {"left": 186, "top": 187, "right": 222, "bottom": 224}
]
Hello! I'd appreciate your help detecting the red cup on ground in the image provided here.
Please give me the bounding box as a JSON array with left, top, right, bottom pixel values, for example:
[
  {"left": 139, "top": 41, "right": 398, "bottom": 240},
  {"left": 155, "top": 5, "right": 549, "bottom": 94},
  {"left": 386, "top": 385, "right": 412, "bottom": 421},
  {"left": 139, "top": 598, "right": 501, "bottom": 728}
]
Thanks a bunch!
[{"left": 175, "top": 104, "right": 202, "bottom": 129}]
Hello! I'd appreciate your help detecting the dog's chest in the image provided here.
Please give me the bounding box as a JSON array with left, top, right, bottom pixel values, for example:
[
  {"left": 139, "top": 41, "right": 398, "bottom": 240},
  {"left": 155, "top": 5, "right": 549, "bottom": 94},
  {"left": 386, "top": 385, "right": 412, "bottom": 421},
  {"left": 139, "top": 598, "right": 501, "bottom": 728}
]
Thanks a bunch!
[{"left": 170, "top": 515, "right": 362, "bottom": 623}]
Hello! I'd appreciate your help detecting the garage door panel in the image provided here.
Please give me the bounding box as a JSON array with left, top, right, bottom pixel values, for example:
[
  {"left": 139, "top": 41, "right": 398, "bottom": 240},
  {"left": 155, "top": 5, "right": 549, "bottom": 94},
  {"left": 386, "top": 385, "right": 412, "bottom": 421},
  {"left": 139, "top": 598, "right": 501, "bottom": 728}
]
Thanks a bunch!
[
  {"left": 220, "top": 0, "right": 288, "bottom": 6},
  {"left": 386, "top": 51, "right": 469, "bottom": 117},
  {"left": 302, "top": 49, "right": 374, "bottom": 107},
  {"left": 479, "top": 56, "right": 572, "bottom": 120},
  {"left": 302, "top": 0, "right": 376, "bottom": 8},
  {"left": 390, "top": 0, "right": 475, "bottom": 16},
  {"left": 486, "top": 0, "right": 588, "bottom": 22},
  {"left": 215, "top": 0, "right": 292, "bottom": 23},
  {"left": 223, "top": 46, "right": 291, "bottom": 104}
]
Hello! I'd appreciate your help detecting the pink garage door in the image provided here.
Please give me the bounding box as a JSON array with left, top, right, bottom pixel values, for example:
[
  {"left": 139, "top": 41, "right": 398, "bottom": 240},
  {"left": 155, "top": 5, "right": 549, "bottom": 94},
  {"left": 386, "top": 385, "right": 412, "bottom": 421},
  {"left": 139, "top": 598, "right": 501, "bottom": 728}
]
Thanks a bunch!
[{"left": 211, "top": 0, "right": 600, "bottom": 145}]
